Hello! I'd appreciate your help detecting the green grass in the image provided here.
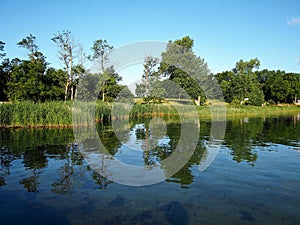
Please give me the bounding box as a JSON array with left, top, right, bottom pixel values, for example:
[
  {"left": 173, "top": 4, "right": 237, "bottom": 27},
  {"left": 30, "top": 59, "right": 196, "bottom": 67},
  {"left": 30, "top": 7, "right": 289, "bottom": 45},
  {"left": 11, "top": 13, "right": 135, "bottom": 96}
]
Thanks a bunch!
[
  {"left": 225, "top": 105, "right": 300, "bottom": 118},
  {"left": 0, "top": 101, "right": 299, "bottom": 128}
]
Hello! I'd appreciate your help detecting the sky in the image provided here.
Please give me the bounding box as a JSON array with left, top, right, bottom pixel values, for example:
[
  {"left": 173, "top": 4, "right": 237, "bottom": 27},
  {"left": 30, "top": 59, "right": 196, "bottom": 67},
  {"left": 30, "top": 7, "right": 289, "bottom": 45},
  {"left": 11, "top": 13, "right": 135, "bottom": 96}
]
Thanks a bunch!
[{"left": 1, "top": 0, "right": 300, "bottom": 85}]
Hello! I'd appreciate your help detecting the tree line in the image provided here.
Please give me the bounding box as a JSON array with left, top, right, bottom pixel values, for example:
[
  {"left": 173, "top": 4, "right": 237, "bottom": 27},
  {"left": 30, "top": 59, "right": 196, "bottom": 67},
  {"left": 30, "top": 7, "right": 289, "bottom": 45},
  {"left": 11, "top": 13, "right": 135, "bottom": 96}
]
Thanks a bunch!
[
  {"left": 0, "top": 31, "right": 131, "bottom": 102},
  {"left": 1, "top": 33, "right": 299, "bottom": 105},
  {"left": 135, "top": 36, "right": 300, "bottom": 106}
]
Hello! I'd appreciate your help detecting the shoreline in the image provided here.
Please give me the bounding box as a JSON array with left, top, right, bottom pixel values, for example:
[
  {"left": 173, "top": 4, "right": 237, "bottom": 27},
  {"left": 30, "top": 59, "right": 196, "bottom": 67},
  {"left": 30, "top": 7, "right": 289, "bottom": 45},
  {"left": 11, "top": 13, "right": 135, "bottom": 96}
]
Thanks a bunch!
[{"left": 0, "top": 103, "right": 299, "bottom": 128}]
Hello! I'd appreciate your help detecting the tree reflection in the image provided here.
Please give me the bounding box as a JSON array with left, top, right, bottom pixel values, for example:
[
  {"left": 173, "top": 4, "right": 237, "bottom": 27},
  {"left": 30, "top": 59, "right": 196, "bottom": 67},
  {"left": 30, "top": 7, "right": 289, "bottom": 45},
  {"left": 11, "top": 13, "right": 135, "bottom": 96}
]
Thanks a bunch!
[
  {"left": 165, "top": 138, "right": 207, "bottom": 188},
  {"left": 0, "top": 115, "right": 299, "bottom": 192},
  {"left": 99, "top": 118, "right": 208, "bottom": 188},
  {"left": 90, "top": 169, "right": 113, "bottom": 189},
  {"left": 0, "top": 147, "right": 15, "bottom": 186},
  {"left": 224, "top": 118, "right": 263, "bottom": 166},
  {"left": 259, "top": 116, "right": 300, "bottom": 146},
  {"left": 51, "top": 143, "right": 84, "bottom": 195}
]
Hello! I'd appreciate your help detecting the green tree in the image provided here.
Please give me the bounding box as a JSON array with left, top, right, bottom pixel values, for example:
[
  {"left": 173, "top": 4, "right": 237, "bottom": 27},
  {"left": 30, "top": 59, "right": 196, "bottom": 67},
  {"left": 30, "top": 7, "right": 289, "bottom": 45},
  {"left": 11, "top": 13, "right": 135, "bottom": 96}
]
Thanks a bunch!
[
  {"left": 115, "top": 85, "right": 134, "bottom": 103},
  {"left": 96, "top": 66, "right": 123, "bottom": 101},
  {"left": 284, "top": 72, "right": 300, "bottom": 103},
  {"left": 5, "top": 35, "right": 65, "bottom": 102},
  {"left": 216, "top": 58, "right": 264, "bottom": 105},
  {"left": 135, "top": 56, "right": 166, "bottom": 103},
  {"left": 215, "top": 71, "right": 236, "bottom": 103},
  {"left": 160, "top": 36, "right": 209, "bottom": 105},
  {"left": 6, "top": 35, "right": 48, "bottom": 102},
  {"left": 90, "top": 39, "right": 114, "bottom": 101},
  {"left": 17, "top": 34, "right": 39, "bottom": 60},
  {"left": 257, "top": 70, "right": 299, "bottom": 104},
  {"left": 0, "top": 42, "right": 9, "bottom": 101},
  {"left": 90, "top": 39, "right": 113, "bottom": 72},
  {"left": 143, "top": 56, "right": 159, "bottom": 98},
  {"left": 135, "top": 83, "right": 146, "bottom": 98},
  {"left": 161, "top": 80, "right": 185, "bottom": 99},
  {"left": 141, "top": 56, "right": 165, "bottom": 103},
  {"left": 43, "top": 68, "right": 66, "bottom": 100}
]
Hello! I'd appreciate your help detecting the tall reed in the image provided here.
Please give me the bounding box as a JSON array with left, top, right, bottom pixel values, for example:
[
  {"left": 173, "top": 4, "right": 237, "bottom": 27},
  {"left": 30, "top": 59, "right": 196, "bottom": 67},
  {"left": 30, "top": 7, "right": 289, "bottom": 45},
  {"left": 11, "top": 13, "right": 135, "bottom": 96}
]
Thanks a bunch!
[{"left": 0, "top": 101, "right": 299, "bottom": 128}]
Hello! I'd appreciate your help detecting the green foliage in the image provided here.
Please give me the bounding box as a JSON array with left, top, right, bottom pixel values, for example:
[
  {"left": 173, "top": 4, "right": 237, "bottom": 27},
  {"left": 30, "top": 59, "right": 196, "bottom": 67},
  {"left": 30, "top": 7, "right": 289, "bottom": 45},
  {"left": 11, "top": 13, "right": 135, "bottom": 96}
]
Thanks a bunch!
[
  {"left": 4, "top": 35, "right": 65, "bottom": 102},
  {"left": 6, "top": 58, "right": 64, "bottom": 102},
  {"left": 160, "top": 36, "right": 209, "bottom": 104},
  {"left": 97, "top": 66, "right": 123, "bottom": 101},
  {"left": 215, "top": 58, "right": 264, "bottom": 106},
  {"left": 135, "top": 83, "right": 146, "bottom": 98},
  {"left": 136, "top": 56, "right": 165, "bottom": 102},
  {"left": 174, "top": 36, "right": 194, "bottom": 50},
  {"left": 115, "top": 86, "right": 134, "bottom": 103},
  {"left": 0, "top": 41, "right": 5, "bottom": 58},
  {"left": 161, "top": 80, "right": 189, "bottom": 99},
  {"left": 0, "top": 58, "right": 10, "bottom": 101},
  {"left": 90, "top": 39, "right": 113, "bottom": 72},
  {"left": 17, "top": 34, "right": 39, "bottom": 59},
  {"left": 257, "top": 69, "right": 300, "bottom": 104}
]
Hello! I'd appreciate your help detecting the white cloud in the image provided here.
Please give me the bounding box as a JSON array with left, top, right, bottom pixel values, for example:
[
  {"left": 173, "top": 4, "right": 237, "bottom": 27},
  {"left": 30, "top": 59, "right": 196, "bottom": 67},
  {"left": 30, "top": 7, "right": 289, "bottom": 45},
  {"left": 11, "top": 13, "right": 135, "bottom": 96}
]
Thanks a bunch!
[
  {"left": 287, "top": 17, "right": 300, "bottom": 26},
  {"left": 297, "top": 58, "right": 300, "bottom": 65}
]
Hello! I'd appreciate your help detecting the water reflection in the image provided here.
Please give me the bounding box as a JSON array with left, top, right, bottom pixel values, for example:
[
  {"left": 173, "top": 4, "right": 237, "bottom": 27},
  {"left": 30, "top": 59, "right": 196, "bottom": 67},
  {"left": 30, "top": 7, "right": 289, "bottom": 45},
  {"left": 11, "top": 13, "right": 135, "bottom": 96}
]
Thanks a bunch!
[
  {"left": 0, "top": 115, "right": 300, "bottom": 224},
  {"left": 0, "top": 115, "right": 300, "bottom": 192}
]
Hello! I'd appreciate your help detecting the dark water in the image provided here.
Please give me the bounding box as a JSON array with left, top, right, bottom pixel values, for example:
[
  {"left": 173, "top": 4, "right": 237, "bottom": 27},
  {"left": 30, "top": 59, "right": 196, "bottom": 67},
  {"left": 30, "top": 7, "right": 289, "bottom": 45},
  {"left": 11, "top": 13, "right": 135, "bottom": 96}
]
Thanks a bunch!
[{"left": 0, "top": 115, "right": 300, "bottom": 225}]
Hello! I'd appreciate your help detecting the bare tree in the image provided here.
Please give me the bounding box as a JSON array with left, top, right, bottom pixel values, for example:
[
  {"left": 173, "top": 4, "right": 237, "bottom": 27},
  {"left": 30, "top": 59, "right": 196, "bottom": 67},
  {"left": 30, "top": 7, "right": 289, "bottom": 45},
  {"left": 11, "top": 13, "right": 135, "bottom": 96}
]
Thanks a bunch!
[{"left": 51, "top": 30, "right": 77, "bottom": 101}]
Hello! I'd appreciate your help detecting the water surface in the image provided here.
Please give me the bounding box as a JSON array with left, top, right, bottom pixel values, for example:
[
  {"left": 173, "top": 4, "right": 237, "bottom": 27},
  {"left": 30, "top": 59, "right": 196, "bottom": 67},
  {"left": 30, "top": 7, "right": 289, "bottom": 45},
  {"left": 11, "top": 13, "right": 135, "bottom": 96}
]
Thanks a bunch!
[{"left": 0, "top": 115, "right": 299, "bottom": 225}]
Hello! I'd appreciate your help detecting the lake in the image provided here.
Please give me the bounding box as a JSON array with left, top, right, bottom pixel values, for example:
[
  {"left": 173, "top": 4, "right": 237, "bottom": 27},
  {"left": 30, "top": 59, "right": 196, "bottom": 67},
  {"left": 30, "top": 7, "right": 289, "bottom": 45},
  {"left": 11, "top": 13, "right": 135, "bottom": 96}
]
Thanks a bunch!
[{"left": 0, "top": 115, "right": 299, "bottom": 225}]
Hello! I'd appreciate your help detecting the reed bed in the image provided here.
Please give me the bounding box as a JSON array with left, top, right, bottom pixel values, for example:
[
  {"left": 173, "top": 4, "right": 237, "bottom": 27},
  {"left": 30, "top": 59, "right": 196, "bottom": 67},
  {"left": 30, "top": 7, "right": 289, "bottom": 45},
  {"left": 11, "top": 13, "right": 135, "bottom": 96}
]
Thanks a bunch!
[{"left": 0, "top": 101, "right": 299, "bottom": 128}]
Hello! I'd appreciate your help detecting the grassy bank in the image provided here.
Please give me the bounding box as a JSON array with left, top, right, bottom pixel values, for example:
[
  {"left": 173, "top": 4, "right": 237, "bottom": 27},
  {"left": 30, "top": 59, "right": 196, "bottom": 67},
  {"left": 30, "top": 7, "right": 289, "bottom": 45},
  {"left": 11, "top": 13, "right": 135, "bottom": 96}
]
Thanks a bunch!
[{"left": 0, "top": 101, "right": 299, "bottom": 128}]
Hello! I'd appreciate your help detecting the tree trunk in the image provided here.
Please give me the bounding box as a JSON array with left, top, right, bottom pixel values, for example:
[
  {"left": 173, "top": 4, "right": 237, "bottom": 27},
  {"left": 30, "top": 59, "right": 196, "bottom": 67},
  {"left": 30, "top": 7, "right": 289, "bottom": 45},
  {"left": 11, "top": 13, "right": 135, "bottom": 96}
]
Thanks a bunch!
[
  {"left": 69, "top": 50, "right": 73, "bottom": 101},
  {"left": 195, "top": 95, "right": 201, "bottom": 106},
  {"left": 102, "top": 91, "right": 105, "bottom": 101},
  {"left": 71, "top": 85, "right": 74, "bottom": 101},
  {"left": 64, "top": 81, "right": 69, "bottom": 102},
  {"left": 145, "top": 69, "right": 149, "bottom": 97}
]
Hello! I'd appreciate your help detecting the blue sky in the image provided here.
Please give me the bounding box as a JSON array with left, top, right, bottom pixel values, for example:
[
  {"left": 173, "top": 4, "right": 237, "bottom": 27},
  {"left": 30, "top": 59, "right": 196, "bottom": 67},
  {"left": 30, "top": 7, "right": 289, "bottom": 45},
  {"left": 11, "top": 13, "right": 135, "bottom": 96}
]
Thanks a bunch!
[{"left": 1, "top": 0, "right": 300, "bottom": 84}]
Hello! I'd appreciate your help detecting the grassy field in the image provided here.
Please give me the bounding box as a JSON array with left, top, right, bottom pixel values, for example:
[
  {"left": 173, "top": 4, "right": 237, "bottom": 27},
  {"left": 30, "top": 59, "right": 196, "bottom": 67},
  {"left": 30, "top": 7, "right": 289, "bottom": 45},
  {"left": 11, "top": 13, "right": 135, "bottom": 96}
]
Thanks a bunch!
[{"left": 0, "top": 100, "right": 299, "bottom": 127}]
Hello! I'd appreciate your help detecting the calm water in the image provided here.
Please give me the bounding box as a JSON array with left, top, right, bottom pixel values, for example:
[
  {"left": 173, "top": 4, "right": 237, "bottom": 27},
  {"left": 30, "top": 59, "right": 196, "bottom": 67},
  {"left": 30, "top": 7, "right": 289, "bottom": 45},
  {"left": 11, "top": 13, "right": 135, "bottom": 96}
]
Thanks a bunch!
[{"left": 0, "top": 115, "right": 300, "bottom": 225}]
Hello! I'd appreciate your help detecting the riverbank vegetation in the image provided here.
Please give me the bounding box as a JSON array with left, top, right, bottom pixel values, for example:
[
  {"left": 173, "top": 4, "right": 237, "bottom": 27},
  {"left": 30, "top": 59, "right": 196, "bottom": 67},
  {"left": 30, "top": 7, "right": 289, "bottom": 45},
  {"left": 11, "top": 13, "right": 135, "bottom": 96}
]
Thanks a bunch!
[
  {"left": 1, "top": 34, "right": 300, "bottom": 127},
  {"left": 0, "top": 101, "right": 299, "bottom": 128}
]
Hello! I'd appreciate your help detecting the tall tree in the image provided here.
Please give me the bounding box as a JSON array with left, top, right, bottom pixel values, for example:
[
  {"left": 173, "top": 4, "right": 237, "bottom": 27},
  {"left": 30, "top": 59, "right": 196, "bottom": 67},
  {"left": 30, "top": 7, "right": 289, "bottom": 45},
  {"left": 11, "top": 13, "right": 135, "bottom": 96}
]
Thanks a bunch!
[
  {"left": 160, "top": 36, "right": 209, "bottom": 105},
  {"left": 136, "top": 56, "right": 165, "bottom": 102},
  {"left": 135, "top": 83, "right": 146, "bottom": 98},
  {"left": 216, "top": 58, "right": 264, "bottom": 105},
  {"left": 287, "top": 72, "right": 300, "bottom": 103},
  {"left": 6, "top": 35, "right": 49, "bottom": 102},
  {"left": 143, "top": 56, "right": 159, "bottom": 98},
  {"left": 0, "top": 41, "right": 9, "bottom": 100},
  {"left": 91, "top": 39, "right": 113, "bottom": 73},
  {"left": 258, "top": 70, "right": 300, "bottom": 104},
  {"left": 51, "top": 30, "right": 77, "bottom": 101},
  {"left": 96, "top": 66, "right": 123, "bottom": 101},
  {"left": 0, "top": 58, "right": 10, "bottom": 101},
  {"left": 90, "top": 39, "right": 114, "bottom": 101},
  {"left": 17, "top": 34, "right": 39, "bottom": 60}
]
